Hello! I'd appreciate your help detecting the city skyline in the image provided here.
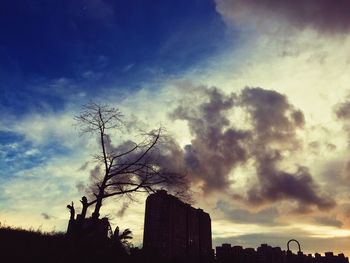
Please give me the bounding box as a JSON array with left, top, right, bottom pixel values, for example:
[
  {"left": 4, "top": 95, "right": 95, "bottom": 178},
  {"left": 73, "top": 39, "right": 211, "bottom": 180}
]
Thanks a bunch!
[
  {"left": 1, "top": 0, "right": 350, "bottom": 256},
  {"left": 215, "top": 242, "right": 349, "bottom": 263}
]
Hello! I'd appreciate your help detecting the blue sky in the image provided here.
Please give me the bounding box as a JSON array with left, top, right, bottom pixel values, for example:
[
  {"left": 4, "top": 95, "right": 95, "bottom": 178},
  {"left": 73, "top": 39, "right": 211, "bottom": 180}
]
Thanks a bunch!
[
  {"left": 2, "top": 0, "right": 350, "bottom": 256},
  {"left": 0, "top": 0, "right": 229, "bottom": 193},
  {"left": 0, "top": 0, "right": 228, "bottom": 114}
]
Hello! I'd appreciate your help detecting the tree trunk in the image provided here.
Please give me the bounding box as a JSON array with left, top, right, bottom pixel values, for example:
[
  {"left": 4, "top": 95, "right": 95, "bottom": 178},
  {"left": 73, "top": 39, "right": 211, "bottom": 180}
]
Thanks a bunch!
[
  {"left": 80, "top": 196, "right": 88, "bottom": 220},
  {"left": 92, "top": 195, "right": 102, "bottom": 220}
]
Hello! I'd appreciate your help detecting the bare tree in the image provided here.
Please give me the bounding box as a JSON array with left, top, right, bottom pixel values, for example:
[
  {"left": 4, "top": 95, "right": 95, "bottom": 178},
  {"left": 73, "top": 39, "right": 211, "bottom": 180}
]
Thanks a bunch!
[{"left": 71, "top": 102, "right": 186, "bottom": 221}]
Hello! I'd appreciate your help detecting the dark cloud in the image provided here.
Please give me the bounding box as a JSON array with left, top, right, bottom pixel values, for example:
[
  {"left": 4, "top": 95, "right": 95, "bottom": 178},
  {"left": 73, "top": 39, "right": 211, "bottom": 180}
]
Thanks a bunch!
[
  {"left": 86, "top": 128, "right": 191, "bottom": 202},
  {"left": 334, "top": 99, "right": 350, "bottom": 181},
  {"left": 240, "top": 87, "right": 305, "bottom": 137},
  {"left": 216, "top": 0, "right": 350, "bottom": 34},
  {"left": 87, "top": 86, "right": 333, "bottom": 212},
  {"left": 308, "top": 141, "right": 320, "bottom": 152},
  {"left": 116, "top": 202, "right": 129, "bottom": 218},
  {"left": 76, "top": 181, "right": 87, "bottom": 193},
  {"left": 77, "top": 161, "right": 89, "bottom": 171},
  {"left": 309, "top": 141, "right": 337, "bottom": 154},
  {"left": 170, "top": 87, "right": 250, "bottom": 192},
  {"left": 338, "top": 203, "right": 350, "bottom": 228},
  {"left": 246, "top": 166, "right": 335, "bottom": 210},
  {"left": 41, "top": 213, "right": 51, "bottom": 220},
  {"left": 168, "top": 86, "right": 334, "bottom": 211},
  {"left": 314, "top": 216, "right": 343, "bottom": 228},
  {"left": 292, "top": 204, "right": 314, "bottom": 215},
  {"left": 326, "top": 143, "right": 336, "bottom": 151},
  {"left": 342, "top": 161, "right": 350, "bottom": 181},
  {"left": 240, "top": 87, "right": 334, "bottom": 210},
  {"left": 216, "top": 200, "right": 279, "bottom": 225},
  {"left": 336, "top": 101, "right": 350, "bottom": 120}
]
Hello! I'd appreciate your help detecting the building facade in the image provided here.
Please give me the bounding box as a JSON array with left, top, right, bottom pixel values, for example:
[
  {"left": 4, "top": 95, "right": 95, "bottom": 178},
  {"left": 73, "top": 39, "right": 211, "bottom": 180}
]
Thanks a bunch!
[{"left": 143, "top": 190, "right": 212, "bottom": 260}]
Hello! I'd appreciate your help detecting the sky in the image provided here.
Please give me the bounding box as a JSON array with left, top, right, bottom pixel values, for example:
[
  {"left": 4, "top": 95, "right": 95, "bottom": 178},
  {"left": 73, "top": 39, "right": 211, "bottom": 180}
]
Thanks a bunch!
[{"left": 1, "top": 0, "right": 350, "bottom": 256}]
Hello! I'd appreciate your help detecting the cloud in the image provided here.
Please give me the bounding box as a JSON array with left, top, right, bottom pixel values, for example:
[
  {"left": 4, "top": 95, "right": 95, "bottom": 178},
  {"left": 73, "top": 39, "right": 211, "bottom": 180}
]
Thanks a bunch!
[
  {"left": 77, "top": 161, "right": 89, "bottom": 171},
  {"left": 215, "top": 0, "right": 350, "bottom": 34},
  {"left": 334, "top": 98, "right": 350, "bottom": 181},
  {"left": 240, "top": 87, "right": 334, "bottom": 210},
  {"left": 4, "top": 112, "right": 78, "bottom": 148},
  {"left": 216, "top": 200, "right": 279, "bottom": 225},
  {"left": 246, "top": 166, "right": 334, "bottom": 211},
  {"left": 0, "top": 163, "right": 80, "bottom": 231},
  {"left": 336, "top": 100, "right": 350, "bottom": 119},
  {"left": 116, "top": 202, "right": 129, "bottom": 218},
  {"left": 170, "top": 86, "right": 250, "bottom": 192},
  {"left": 314, "top": 216, "right": 343, "bottom": 228},
  {"left": 335, "top": 99, "right": 350, "bottom": 143},
  {"left": 167, "top": 85, "right": 334, "bottom": 211},
  {"left": 82, "top": 125, "right": 191, "bottom": 205},
  {"left": 41, "top": 213, "right": 52, "bottom": 220}
]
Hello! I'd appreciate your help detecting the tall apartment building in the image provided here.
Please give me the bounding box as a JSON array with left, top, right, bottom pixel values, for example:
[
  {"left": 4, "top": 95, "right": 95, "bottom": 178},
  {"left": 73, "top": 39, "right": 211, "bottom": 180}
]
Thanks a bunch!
[{"left": 143, "top": 190, "right": 212, "bottom": 260}]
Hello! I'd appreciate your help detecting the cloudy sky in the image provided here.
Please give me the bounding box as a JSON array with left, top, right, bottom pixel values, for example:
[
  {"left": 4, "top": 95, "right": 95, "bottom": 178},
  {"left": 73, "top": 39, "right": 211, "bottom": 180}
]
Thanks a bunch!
[{"left": 1, "top": 0, "right": 350, "bottom": 256}]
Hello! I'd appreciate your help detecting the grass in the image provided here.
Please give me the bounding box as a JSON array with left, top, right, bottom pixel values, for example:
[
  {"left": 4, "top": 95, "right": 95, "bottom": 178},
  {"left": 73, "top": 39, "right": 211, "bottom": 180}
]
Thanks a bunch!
[
  {"left": 0, "top": 222, "right": 69, "bottom": 262},
  {"left": 0, "top": 222, "right": 132, "bottom": 263}
]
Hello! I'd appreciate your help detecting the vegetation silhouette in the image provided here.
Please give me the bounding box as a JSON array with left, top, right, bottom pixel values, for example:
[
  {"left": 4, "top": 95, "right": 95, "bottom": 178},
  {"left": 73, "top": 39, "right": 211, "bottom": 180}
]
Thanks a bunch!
[
  {"left": 69, "top": 103, "right": 187, "bottom": 221},
  {"left": 63, "top": 103, "right": 190, "bottom": 262},
  {"left": 111, "top": 226, "right": 133, "bottom": 254},
  {"left": 0, "top": 103, "right": 192, "bottom": 262}
]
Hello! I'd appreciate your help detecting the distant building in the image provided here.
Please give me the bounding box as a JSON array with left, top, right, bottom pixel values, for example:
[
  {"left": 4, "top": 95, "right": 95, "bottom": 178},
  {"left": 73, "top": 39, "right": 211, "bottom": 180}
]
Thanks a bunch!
[
  {"left": 143, "top": 190, "right": 212, "bottom": 260},
  {"left": 215, "top": 243, "right": 233, "bottom": 261},
  {"left": 216, "top": 243, "right": 349, "bottom": 263},
  {"left": 216, "top": 244, "right": 257, "bottom": 263}
]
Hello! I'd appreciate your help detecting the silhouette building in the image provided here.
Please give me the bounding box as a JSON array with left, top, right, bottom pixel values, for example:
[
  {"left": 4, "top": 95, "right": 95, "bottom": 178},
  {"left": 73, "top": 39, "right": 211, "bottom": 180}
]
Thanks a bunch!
[
  {"left": 143, "top": 190, "right": 212, "bottom": 260},
  {"left": 215, "top": 243, "right": 349, "bottom": 263}
]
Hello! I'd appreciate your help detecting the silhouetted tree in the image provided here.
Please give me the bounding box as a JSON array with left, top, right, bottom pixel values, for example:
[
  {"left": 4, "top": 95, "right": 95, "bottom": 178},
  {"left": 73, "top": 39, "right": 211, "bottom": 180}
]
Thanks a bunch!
[
  {"left": 69, "top": 102, "right": 186, "bottom": 222},
  {"left": 111, "top": 226, "right": 133, "bottom": 254},
  {"left": 67, "top": 202, "right": 75, "bottom": 220}
]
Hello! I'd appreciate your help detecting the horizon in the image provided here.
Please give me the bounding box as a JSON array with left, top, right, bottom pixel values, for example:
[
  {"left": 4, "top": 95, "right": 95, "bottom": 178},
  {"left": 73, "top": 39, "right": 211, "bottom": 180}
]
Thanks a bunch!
[
  {"left": 1, "top": 190, "right": 346, "bottom": 258},
  {"left": 1, "top": 0, "right": 350, "bottom": 257}
]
